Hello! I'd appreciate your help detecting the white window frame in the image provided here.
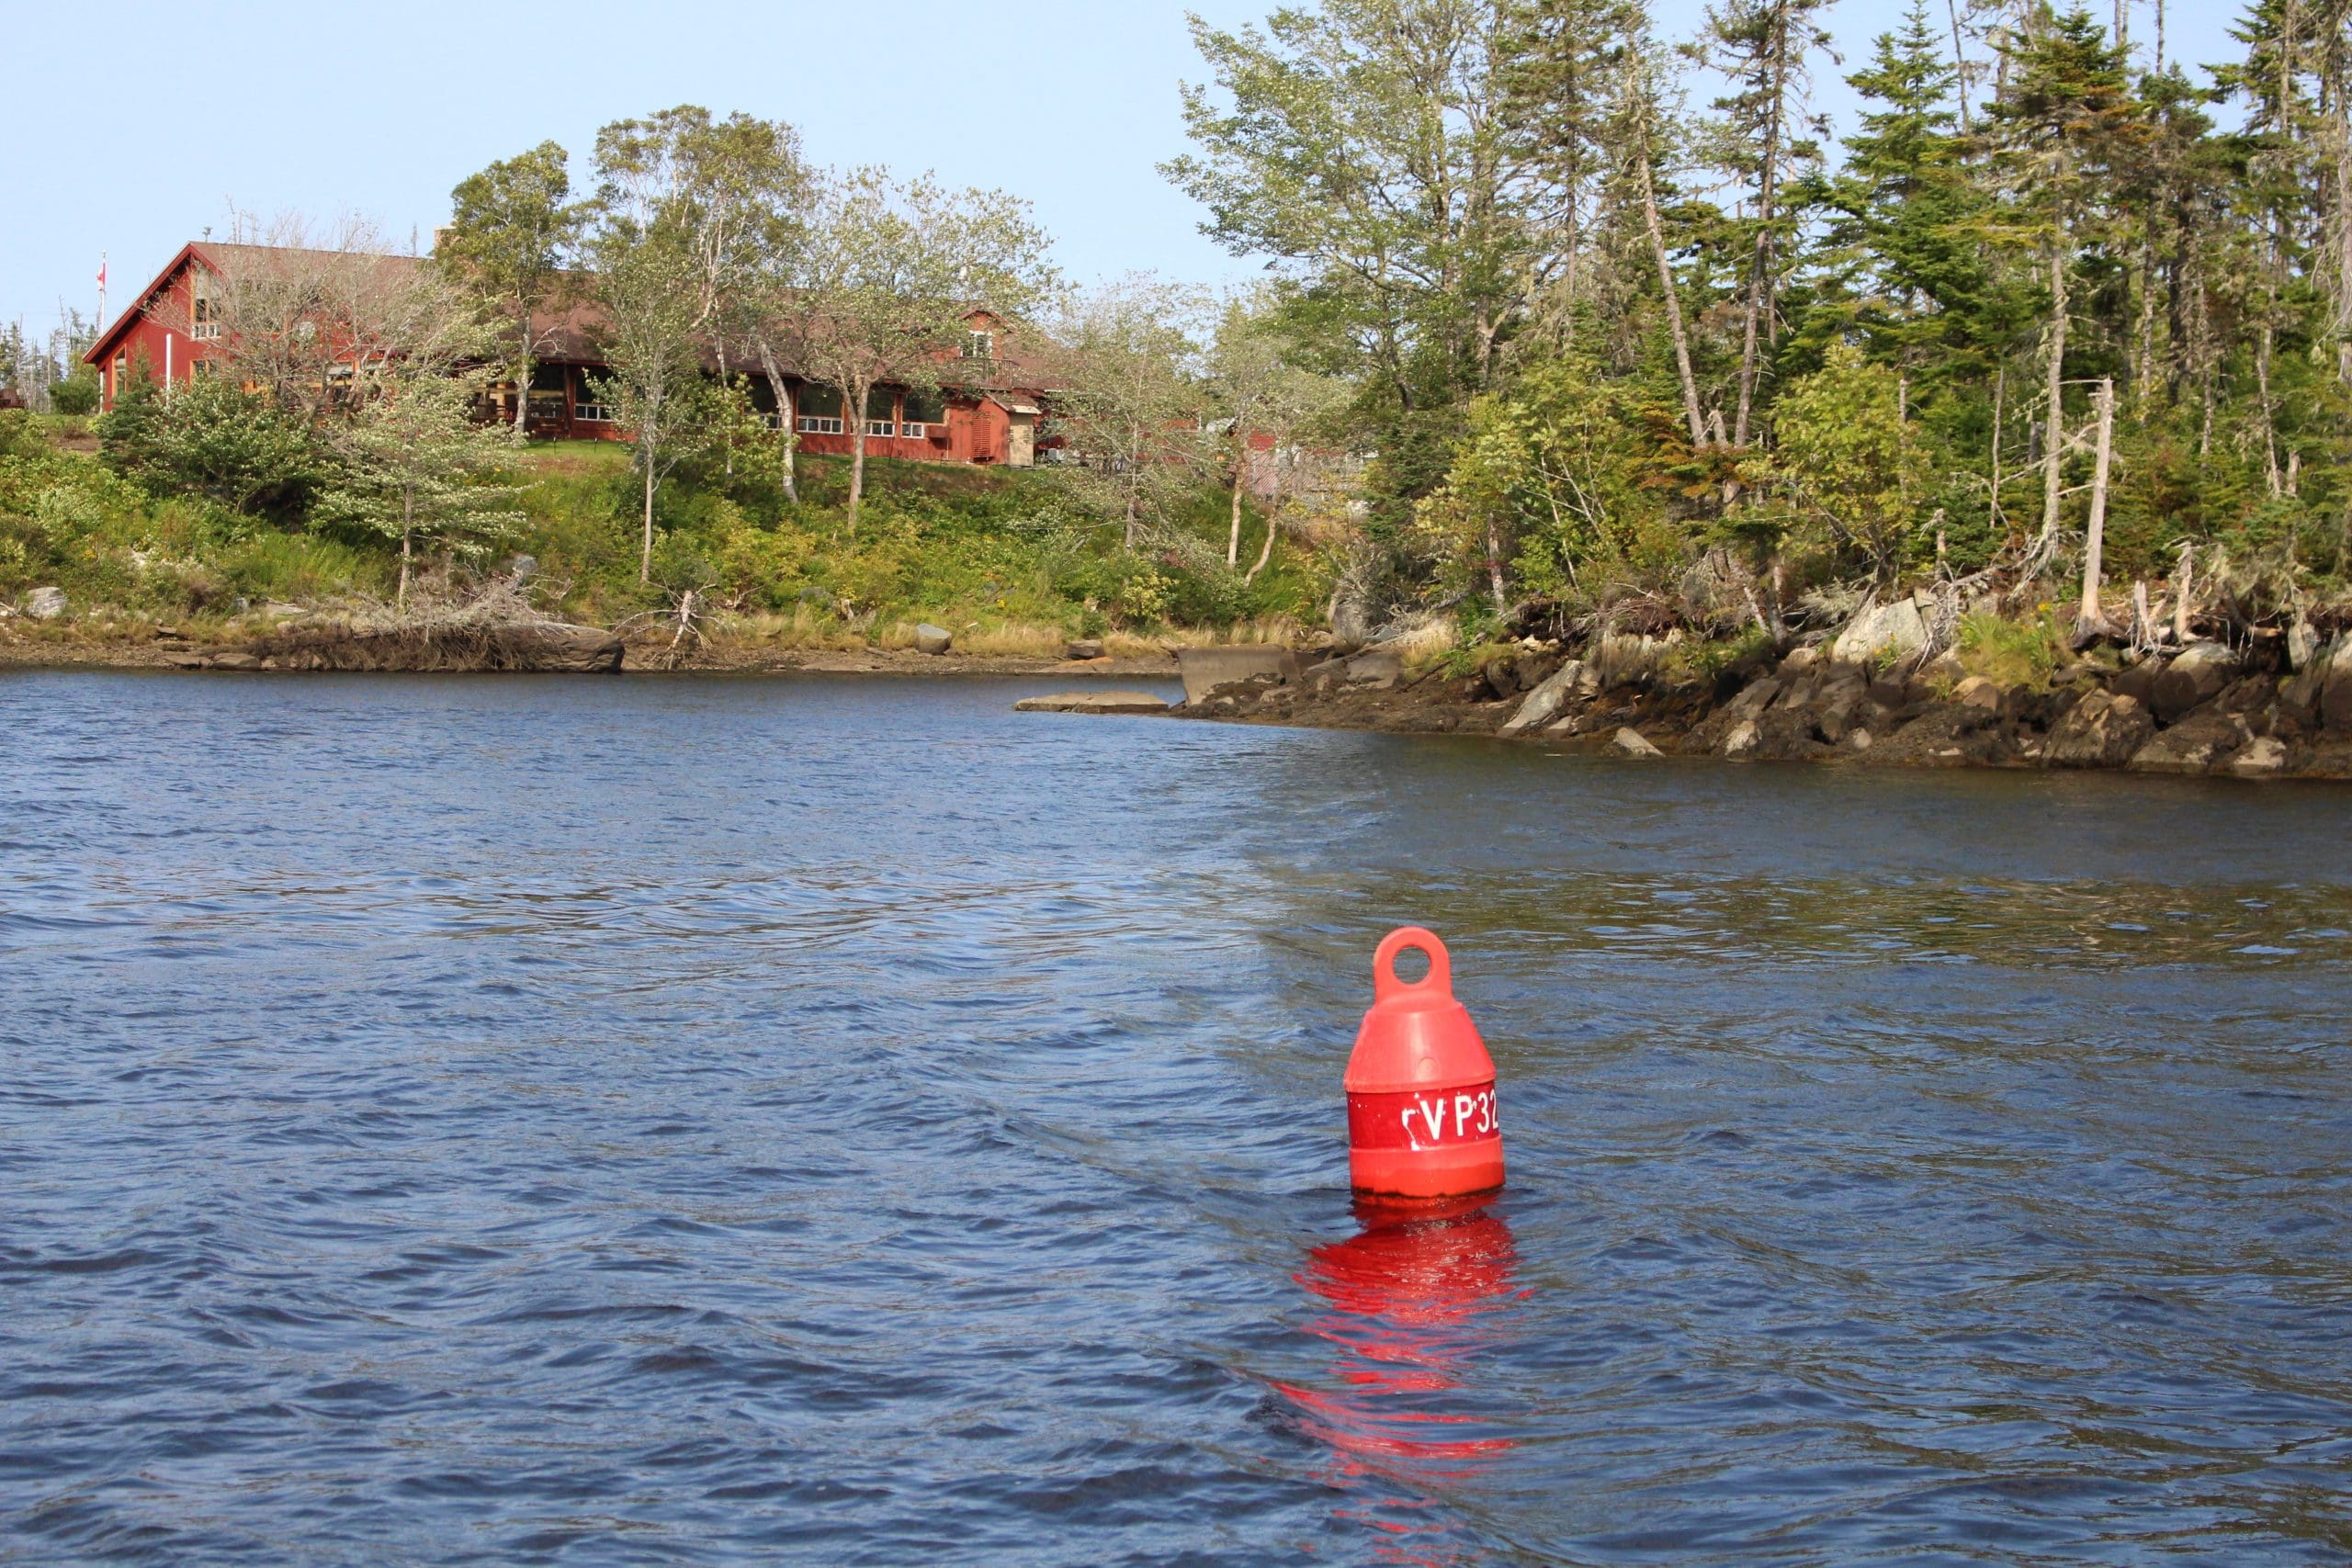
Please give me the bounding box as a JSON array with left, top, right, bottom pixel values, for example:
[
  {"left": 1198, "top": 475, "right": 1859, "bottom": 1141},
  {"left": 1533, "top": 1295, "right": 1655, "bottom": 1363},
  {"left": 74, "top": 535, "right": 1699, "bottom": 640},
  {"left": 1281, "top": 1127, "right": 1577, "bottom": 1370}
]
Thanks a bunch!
[
  {"left": 797, "top": 414, "right": 843, "bottom": 434},
  {"left": 902, "top": 422, "right": 928, "bottom": 440},
  {"left": 965, "top": 330, "right": 994, "bottom": 359},
  {"left": 866, "top": 419, "right": 896, "bottom": 438},
  {"left": 574, "top": 401, "right": 616, "bottom": 423}
]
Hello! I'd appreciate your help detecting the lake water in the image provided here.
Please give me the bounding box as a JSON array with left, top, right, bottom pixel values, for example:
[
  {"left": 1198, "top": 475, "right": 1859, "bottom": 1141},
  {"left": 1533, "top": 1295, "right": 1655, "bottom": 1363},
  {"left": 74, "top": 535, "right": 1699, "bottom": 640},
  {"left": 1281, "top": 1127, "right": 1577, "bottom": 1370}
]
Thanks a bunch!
[{"left": 3, "top": 671, "right": 2348, "bottom": 1565}]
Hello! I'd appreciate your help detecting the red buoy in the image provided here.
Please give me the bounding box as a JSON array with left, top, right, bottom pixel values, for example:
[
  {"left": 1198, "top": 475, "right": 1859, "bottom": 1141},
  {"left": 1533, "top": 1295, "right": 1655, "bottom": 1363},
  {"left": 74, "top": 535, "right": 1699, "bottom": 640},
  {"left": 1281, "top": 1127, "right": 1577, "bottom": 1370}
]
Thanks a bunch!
[{"left": 1344, "top": 927, "right": 1505, "bottom": 1203}]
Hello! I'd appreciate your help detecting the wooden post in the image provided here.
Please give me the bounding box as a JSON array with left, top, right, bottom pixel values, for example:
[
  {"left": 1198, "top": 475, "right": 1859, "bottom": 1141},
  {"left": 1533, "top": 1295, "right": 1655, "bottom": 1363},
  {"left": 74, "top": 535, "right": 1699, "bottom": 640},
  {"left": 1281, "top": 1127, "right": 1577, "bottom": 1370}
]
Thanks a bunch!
[{"left": 2078, "top": 377, "right": 2114, "bottom": 635}]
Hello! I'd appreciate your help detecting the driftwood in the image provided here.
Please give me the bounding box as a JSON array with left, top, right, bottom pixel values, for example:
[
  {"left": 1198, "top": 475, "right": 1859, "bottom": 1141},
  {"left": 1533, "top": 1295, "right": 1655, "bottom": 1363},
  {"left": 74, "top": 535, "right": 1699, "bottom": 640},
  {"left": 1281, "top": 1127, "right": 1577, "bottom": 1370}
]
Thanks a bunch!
[{"left": 246, "top": 581, "right": 624, "bottom": 672}]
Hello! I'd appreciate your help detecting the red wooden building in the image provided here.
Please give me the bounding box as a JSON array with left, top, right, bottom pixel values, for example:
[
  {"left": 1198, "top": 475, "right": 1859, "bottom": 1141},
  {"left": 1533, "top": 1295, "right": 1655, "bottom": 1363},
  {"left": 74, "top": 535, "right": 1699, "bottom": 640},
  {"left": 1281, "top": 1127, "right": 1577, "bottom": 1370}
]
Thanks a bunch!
[{"left": 84, "top": 241, "right": 1055, "bottom": 468}]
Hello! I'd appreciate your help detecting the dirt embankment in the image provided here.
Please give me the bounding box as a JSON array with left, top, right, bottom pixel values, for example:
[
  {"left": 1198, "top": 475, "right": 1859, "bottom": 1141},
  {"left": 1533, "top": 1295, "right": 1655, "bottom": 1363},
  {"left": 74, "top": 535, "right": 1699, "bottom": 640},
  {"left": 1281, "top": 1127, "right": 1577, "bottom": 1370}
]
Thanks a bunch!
[
  {"left": 1170, "top": 637, "right": 2352, "bottom": 782},
  {"left": 0, "top": 617, "right": 1182, "bottom": 682}
]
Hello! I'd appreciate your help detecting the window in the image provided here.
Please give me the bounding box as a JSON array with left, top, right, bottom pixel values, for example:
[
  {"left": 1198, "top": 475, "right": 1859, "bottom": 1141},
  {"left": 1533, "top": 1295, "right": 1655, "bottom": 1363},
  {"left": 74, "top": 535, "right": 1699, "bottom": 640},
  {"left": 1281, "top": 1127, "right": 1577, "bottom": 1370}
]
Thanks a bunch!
[
  {"left": 112, "top": 353, "right": 127, "bottom": 385},
  {"left": 192, "top": 278, "right": 220, "bottom": 340},
  {"left": 865, "top": 388, "right": 895, "bottom": 439},
  {"left": 964, "top": 330, "right": 994, "bottom": 359},
  {"left": 574, "top": 402, "right": 616, "bottom": 423},
  {"left": 902, "top": 388, "right": 944, "bottom": 439},
  {"left": 797, "top": 384, "right": 844, "bottom": 434}
]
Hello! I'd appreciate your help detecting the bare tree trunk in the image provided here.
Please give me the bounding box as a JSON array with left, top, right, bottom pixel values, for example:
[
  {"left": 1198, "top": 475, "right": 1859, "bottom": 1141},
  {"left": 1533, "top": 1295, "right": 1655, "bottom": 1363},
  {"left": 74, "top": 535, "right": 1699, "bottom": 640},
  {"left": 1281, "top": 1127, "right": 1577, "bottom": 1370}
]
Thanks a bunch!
[
  {"left": 2256, "top": 313, "right": 2283, "bottom": 497},
  {"left": 1227, "top": 452, "right": 1246, "bottom": 569},
  {"left": 2173, "top": 540, "right": 2194, "bottom": 643},
  {"left": 1486, "top": 521, "right": 1508, "bottom": 614},
  {"left": 847, "top": 379, "right": 870, "bottom": 528},
  {"left": 1638, "top": 145, "right": 1707, "bottom": 449},
  {"left": 512, "top": 305, "right": 531, "bottom": 434},
  {"left": 1733, "top": 4, "right": 1792, "bottom": 452},
  {"left": 2132, "top": 243, "right": 2157, "bottom": 422},
  {"left": 1989, "top": 363, "right": 2007, "bottom": 546},
  {"left": 2035, "top": 244, "right": 2070, "bottom": 573},
  {"left": 1246, "top": 462, "right": 1282, "bottom": 584},
  {"left": 641, "top": 449, "right": 656, "bottom": 583},
  {"left": 2079, "top": 378, "right": 2114, "bottom": 634},
  {"left": 399, "top": 525, "right": 413, "bottom": 607},
  {"left": 752, "top": 338, "right": 799, "bottom": 503},
  {"left": 1948, "top": 0, "right": 1974, "bottom": 131}
]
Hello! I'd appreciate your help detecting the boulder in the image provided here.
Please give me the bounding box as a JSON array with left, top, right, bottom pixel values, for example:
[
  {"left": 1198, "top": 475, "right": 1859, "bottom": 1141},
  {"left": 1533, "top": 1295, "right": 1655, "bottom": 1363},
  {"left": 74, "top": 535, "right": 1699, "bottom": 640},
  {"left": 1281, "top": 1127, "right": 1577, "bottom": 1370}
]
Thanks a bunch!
[
  {"left": 2148, "top": 640, "right": 2237, "bottom": 721},
  {"left": 1341, "top": 647, "right": 1403, "bottom": 689},
  {"left": 263, "top": 601, "right": 307, "bottom": 623},
  {"left": 1611, "top": 727, "right": 1663, "bottom": 758},
  {"left": 164, "top": 653, "right": 210, "bottom": 670},
  {"left": 23, "top": 586, "right": 66, "bottom": 621},
  {"left": 1500, "top": 659, "right": 1591, "bottom": 734},
  {"left": 1830, "top": 595, "right": 1928, "bottom": 664},
  {"left": 1064, "top": 638, "right": 1107, "bottom": 660},
  {"left": 2127, "top": 708, "right": 2251, "bottom": 773},
  {"left": 1848, "top": 728, "right": 1874, "bottom": 751},
  {"left": 1954, "top": 675, "right": 2003, "bottom": 711},
  {"left": 2225, "top": 736, "right": 2290, "bottom": 777},
  {"left": 209, "top": 651, "right": 262, "bottom": 671},
  {"left": 1724, "top": 676, "right": 1781, "bottom": 717},
  {"left": 1013, "top": 691, "right": 1171, "bottom": 714},
  {"left": 1721, "top": 720, "right": 1760, "bottom": 759},
  {"left": 914, "top": 623, "right": 954, "bottom": 655},
  {"left": 2044, "top": 690, "right": 2155, "bottom": 768},
  {"left": 2292, "top": 636, "right": 2352, "bottom": 731},
  {"left": 1177, "top": 644, "right": 1299, "bottom": 705}
]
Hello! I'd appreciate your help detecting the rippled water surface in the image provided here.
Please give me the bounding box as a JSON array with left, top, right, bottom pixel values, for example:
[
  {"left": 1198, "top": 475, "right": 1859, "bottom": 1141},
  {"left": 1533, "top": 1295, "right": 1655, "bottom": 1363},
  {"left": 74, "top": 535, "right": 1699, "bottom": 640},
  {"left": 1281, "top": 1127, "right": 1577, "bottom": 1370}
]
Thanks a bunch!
[{"left": 4, "top": 671, "right": 2349, "bottom": 1565}]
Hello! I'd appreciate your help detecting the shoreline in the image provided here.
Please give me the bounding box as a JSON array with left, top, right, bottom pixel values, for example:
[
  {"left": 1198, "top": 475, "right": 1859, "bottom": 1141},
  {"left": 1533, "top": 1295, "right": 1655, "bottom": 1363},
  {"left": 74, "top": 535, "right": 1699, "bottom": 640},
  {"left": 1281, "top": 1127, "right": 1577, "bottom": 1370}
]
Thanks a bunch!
[
  {"left": 0, "top": 628, "right": 1183, "bottom": 682},
  {"left": 1147, "top": 639, "right": 2352, "bottom": 784}
]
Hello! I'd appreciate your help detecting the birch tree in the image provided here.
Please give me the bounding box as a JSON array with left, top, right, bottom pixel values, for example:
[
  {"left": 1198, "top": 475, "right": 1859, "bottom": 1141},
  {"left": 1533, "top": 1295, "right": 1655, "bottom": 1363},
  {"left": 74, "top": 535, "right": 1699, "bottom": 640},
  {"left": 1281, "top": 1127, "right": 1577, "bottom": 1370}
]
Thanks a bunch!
[
  {"left": 763, "top": 165, "right": 1055, "bottom": 525},
  {"left": 316, "top": 374, "right": 526, "bottom": 604}
]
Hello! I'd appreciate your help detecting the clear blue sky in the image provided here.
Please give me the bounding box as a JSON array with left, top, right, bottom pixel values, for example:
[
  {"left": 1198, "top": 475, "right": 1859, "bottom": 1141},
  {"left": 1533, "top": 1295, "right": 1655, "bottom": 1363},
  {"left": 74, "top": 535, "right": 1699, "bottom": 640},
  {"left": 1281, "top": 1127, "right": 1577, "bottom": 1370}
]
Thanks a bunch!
[{"left": 5, "top": 0, "right": 2247, "bottom": 341}]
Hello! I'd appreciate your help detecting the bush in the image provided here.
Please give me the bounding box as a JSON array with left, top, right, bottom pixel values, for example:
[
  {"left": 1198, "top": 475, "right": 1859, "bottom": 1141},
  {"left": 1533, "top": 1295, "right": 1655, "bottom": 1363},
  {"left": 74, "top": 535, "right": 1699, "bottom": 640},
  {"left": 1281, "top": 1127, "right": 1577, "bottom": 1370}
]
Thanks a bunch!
[{"left": 48, "top": 371, "right": 99, "bottom": 417}]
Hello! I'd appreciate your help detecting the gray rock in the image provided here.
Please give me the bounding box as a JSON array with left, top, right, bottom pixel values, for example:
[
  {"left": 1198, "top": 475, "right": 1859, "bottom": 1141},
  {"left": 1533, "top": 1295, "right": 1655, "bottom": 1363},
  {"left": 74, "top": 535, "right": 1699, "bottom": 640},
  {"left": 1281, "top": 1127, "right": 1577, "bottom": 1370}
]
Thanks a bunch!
[
  {"left": 264, "top": 601, "right": 307, "bottom": 623},
  {"left": 1065, "top": 639, "right": 1107, "bottom": 660},
  {"left": 1013, "top": 691, "right": 1170, "bottom": 715},
  {"left": 914, "top": 623, "right": 953, "bottom": 655},
  {"left": 2225, "top": 736, "right": 2289, "bottom": 777},
  {"left": 1830, "top": 595, "right": 1928, "bottom": 663},
  {"left": 209, "top": 651, "right": 261, "bottom": 671},
  {"left": 2128, "top": 708, "right": 2251, "bottom": 773},
  {"left": 1721, "top": 719, "right": 1759, "bottom": 758},
  {"left": 507, "top": 553, "right": 539, "bottom": 582},
  {"left": 1178, "top": 644, "right": 1299, "bottom": 704},
  {"left": 1724, "top": 676, "right": 1781, "bottom": 717},
  {"left": 1848, "top": 728, "right": 1874, "bottom": 751},
  {"left": 23, "top": 586, "right": 66, "bottom": 620},
  {"left": 2045, "top": 690, "right": 2155, "bottom": 768},
  {"left": 1500, "top": 659, "right": 1591, "bottom": 734},
  {"left": 516, "top": 624, "right": 626, "bottom": 673},
  {"left": 164, "top": 653, "right": 210, "bottom": 669},
  {"left": 1341, "top": 647, "right": 1403, "bottom": 689},
  {"left": 1612, "top": 727, "right": 1663, "bottom": 758},
  {"left": 2149, "top": 640, "right": 2237, "bottom": 721},
  {"left": 2317, "top": 637, "right": 2352, "bottom": 732}
]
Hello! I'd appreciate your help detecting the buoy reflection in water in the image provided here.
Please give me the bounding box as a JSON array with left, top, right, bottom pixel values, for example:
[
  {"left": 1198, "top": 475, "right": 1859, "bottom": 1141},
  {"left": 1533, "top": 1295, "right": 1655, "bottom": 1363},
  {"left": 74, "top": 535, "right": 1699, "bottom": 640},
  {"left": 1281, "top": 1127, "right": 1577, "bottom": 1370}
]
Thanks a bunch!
[{"left": 1280, "top": 1201, "right": 1525, "bottom": 1559}]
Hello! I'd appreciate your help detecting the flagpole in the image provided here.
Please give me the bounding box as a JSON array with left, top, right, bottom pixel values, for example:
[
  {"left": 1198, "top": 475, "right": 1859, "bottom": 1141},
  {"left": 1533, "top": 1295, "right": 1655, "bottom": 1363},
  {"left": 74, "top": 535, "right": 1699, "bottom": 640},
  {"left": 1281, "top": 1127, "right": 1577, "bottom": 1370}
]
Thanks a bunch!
[{"left": 96, "top": 252, "right": 107, "bottom": 335}]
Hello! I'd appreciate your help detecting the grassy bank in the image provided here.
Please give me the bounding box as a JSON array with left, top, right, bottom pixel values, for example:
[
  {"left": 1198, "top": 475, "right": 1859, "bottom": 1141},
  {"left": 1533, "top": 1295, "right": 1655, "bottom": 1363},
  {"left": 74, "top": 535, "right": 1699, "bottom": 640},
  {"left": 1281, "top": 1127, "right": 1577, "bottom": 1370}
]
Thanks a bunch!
[{"left": 0, "top": 412, "right": 1323, "bottom": 655}]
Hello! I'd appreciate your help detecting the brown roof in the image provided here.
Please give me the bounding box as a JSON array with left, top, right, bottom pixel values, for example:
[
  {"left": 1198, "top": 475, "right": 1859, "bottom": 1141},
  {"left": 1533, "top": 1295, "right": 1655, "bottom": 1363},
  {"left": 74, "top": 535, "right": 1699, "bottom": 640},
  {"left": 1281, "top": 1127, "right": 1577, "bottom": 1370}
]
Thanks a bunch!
[{"left": 91, "top": 241, "right": 1057, "bottom": 390}]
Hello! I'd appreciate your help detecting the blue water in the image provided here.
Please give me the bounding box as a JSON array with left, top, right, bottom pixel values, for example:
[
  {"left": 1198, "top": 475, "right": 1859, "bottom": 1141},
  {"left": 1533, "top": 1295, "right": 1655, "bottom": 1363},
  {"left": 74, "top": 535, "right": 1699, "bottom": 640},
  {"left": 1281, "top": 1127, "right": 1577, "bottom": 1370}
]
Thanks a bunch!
[{"left": 3, "top": 670, "right": 2347, "bottom": 1564}]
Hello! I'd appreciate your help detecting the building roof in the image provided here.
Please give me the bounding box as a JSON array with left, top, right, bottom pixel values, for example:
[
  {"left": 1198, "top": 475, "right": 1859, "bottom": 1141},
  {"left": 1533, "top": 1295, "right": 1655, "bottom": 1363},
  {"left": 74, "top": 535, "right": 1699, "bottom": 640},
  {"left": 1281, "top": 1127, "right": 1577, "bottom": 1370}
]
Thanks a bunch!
[{"left": 87, "top": 241, "right": 1058, "bottom": 391}]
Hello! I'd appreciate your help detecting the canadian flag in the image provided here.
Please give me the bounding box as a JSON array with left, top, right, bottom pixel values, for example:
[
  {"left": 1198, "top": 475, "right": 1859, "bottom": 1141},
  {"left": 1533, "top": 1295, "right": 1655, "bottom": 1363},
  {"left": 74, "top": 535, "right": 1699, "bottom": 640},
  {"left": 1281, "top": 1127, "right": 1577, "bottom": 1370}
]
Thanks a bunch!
[{"left": 96, "top": 257, "right": 107, "bottom": 290}]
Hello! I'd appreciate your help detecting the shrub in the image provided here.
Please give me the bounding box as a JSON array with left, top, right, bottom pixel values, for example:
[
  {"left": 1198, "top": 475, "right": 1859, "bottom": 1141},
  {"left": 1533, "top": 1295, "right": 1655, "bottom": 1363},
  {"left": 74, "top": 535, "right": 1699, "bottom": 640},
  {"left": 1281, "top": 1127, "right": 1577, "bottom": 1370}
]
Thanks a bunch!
[{"left": 48, "top": 371, "right": 99, "bottom": 417}]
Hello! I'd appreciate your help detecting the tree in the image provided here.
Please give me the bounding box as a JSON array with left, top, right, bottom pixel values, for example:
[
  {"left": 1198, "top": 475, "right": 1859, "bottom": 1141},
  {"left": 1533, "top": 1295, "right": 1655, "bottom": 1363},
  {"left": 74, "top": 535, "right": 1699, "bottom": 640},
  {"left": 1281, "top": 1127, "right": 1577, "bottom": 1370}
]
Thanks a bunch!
[
  {"left": 315, "top": 374, "right": 526, "bottom": 604},
  {"left": 587, "top": 206, "right": 712, "bottom": 582},
  {"left": 439, "top": 141, "right": 587, "bottom": 433},
  {"left": 1750, "top": 342, "right": 1931, "bottom": 581},
  {"left": 594, "top": 107, "right": 810, "bottom": 495},
  {"left": 763, "top": 165, "right": 1055, "bottom": 525},
  {"left": 1041, "top": 276, "right": 1213, "bottom": 549},
  {"left": 101, "top": 367, "right": 325, "bottom": 517},
  {"left": 1988, "top": 6, "right": 2144, "bottom": 574},
  {"left": 1207, "top": 290, "right": 1353, "bottom": 580},
  {"left": 1166, "top": 0, "right": 1571, "bottom": 422},
  {"left": 1698, "top": 0, "right": 1835, "bottom": 451}
]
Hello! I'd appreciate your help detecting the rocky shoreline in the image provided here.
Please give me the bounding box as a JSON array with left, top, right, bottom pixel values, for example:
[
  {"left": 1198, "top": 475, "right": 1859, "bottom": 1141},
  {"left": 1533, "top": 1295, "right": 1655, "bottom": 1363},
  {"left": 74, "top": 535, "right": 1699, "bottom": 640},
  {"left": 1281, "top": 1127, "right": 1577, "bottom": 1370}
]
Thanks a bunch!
[{"left": 1144, "top": 635, "right": 2352, "bottom": 782}]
